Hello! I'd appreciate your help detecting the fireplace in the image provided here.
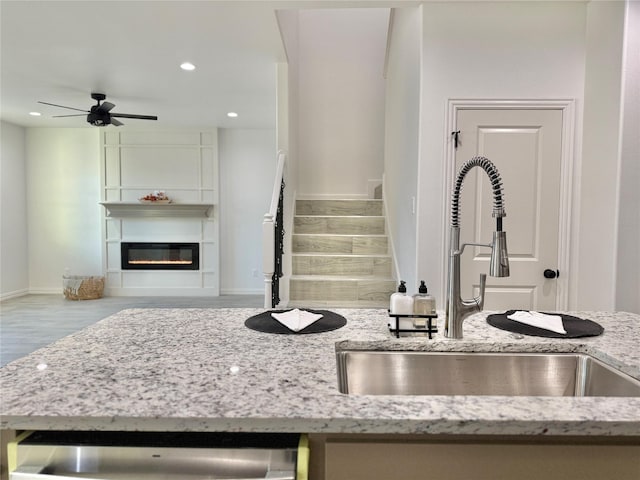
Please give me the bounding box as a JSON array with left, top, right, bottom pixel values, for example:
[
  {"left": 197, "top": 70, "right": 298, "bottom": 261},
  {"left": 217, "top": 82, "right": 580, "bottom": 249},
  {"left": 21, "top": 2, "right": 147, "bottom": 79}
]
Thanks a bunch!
[{"left": 121, "top": 242, "right": 199, "bottom": 270}]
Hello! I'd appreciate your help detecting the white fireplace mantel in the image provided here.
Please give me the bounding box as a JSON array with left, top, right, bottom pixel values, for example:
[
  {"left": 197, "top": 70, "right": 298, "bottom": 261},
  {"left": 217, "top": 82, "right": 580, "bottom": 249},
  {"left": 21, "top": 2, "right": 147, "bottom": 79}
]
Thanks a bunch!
[
  {"left": 100, "top": 202, "right": 214, "bottom": 218},
  {"left": 100, "top": 129, "right": 219, "bottom": 296}
]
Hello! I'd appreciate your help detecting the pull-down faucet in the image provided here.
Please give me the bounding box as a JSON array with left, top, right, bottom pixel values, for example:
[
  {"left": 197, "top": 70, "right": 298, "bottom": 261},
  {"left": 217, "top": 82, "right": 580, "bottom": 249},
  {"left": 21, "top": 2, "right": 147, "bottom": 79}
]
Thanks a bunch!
[{"left": 445, "top": 156, "right": 510, "bottom": 339}]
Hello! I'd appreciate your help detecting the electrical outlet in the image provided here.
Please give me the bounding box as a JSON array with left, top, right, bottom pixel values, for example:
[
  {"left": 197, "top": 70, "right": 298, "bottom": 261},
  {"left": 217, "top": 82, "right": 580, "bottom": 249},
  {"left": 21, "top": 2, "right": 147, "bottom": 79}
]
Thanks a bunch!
[{"left": 252, "top": 269, "right": 258, "bottom": 278}]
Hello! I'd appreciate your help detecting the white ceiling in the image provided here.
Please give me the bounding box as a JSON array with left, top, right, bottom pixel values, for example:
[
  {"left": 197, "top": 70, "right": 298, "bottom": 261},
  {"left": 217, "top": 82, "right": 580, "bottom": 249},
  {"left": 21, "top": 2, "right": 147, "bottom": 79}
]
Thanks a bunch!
[{"left": 0, "top": 1, "right": 289, "bottom": 129}]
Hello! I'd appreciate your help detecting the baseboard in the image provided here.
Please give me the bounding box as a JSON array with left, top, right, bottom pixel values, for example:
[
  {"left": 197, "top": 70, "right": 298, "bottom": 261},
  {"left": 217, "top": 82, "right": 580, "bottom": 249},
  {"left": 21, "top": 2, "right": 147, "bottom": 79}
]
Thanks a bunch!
[
  {"left": 382, "top": 177, "right": 400, "bottom": 281},
  {"left": 105, "top": 287, "right": 219, "bottom": 297},
  {"left": 219, "top": 288, "right": 264, "bottom": 295},
  {"left": 27, "top": 288, "right": 61, "bottom": 295},
  {"left": 296, "top": 193, "right": 371, "bottom": 200},
  {"left": 0, "top": 289, "right": 29, "bottom": 302}
]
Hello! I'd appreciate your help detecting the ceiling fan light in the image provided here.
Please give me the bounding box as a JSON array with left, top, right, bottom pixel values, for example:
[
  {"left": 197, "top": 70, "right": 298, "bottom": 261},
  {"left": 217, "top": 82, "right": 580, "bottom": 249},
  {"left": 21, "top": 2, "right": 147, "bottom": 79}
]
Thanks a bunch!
[
  {"left": 29, "top": 111, "right": 41, "bottom": 116},
  {"left": 227, "top": 112, "right": 238, "bottom": 118},
  {"left": 180, "top": 62, "right": 196, "bottom": 71}
]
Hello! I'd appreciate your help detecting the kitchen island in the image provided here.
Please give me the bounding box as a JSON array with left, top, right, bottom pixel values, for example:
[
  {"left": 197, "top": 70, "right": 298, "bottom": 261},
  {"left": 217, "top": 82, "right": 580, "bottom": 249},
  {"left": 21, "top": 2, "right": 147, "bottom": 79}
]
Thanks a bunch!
[
  {"left": 1, "top": 308, "right": 639, "bottom": 435},
  {"left": 2, "top": 308, "right": 640, "bottom": 479}
]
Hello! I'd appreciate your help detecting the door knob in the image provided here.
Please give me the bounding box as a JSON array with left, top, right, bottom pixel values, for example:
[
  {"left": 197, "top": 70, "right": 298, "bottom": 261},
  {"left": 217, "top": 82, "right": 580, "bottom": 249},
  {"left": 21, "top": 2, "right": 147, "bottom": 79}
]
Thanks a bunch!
[{"left": 544, "top": 269, "right": 559, "bottom": 279}]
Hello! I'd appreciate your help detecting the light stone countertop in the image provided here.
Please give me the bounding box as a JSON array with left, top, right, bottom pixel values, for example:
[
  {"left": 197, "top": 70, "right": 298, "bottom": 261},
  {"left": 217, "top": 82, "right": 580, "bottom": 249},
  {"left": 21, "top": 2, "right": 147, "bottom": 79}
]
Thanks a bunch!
[{"left": 1, "top": 308, "right": 639, "bottom": 436}]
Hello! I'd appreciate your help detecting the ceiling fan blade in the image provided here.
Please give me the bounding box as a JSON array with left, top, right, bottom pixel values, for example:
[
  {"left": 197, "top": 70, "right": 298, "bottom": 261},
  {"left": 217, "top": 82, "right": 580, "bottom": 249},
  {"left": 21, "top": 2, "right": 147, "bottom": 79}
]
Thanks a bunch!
[
  {"left": 52, "top": 114, "right": 87, "bottom": 118},
  {"left": 110, "top": 118, "right": 124, "bottom": 126},
  {"left": 111, "top": 113, "right": 158, "bottom": 121},
  {"left": 38, "top": 101, "right": 88, "bottom": 113},
  {"left": 96, "top": 101, "right": 115, "bottom": 114}
]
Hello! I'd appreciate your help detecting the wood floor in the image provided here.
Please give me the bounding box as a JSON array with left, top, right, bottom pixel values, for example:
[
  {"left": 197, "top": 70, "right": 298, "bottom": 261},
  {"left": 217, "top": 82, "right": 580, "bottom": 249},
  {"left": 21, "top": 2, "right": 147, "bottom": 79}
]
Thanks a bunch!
[{"left": 0, "top": 294, "right": 263, "bottom": 366}]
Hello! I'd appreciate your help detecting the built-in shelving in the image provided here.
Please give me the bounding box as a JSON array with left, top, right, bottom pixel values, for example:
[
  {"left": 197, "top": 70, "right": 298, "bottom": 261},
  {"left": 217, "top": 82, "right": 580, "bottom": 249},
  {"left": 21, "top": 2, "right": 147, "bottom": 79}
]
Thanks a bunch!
[{"left": 100, "top": 202, "right": 213, "bottom": 218}]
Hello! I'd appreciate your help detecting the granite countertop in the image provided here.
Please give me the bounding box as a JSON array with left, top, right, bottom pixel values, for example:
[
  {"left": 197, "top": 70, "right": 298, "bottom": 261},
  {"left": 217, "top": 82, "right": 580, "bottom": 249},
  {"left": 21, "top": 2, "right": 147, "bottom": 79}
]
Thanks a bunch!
[{"left": 1, "top": 308, "right": 639, "bottom": 436}]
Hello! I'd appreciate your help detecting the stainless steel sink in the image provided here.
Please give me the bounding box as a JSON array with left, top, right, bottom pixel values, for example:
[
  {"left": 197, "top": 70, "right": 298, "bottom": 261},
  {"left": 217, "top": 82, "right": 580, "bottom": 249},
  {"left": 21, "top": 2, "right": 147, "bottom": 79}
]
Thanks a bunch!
[{"left": 336, "top": 351, "right": 640, "bottom": 397}]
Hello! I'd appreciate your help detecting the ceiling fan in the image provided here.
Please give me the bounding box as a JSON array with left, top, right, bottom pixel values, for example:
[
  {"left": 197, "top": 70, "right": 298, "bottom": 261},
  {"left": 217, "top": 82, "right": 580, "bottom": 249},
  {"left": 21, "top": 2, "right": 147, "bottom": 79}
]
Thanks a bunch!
[{"left": 38, "top": 93, "right": 158, "bottom": 126}]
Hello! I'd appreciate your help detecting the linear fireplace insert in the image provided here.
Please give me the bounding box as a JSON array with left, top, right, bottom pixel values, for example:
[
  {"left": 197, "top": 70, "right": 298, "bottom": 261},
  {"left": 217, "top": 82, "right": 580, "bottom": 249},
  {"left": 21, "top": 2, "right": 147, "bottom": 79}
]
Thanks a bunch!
[{"left": 121, "top": 242, "right": 199, "bottom": 270}]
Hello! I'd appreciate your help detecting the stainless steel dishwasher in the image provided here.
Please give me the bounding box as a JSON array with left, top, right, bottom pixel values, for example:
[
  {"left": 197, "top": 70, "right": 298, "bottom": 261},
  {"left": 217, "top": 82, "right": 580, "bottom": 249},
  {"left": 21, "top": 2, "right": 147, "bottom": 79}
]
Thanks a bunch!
[{"left": 8, "top": 431, "right": 308, "bottom": 480}]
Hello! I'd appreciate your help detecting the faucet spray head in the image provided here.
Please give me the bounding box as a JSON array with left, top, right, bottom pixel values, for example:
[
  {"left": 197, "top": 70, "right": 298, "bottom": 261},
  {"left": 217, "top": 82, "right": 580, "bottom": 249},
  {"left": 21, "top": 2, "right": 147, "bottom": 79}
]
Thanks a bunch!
[{"left": 490, "top": 230, "right": 510, "bottom": 277}]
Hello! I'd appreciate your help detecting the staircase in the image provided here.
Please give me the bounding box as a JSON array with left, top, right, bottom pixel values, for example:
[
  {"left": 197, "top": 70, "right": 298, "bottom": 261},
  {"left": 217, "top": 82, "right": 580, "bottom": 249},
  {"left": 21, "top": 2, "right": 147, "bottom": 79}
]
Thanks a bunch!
[{"left": 289, "top": 199, "right": 396, "bottom": 308}]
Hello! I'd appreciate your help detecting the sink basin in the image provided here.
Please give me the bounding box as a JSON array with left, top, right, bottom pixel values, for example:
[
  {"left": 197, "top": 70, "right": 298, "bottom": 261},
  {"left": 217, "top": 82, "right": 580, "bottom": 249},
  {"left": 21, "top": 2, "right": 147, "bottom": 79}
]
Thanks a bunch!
[{"left": 336, "top": 351, "right": 640, "bottom": 397}]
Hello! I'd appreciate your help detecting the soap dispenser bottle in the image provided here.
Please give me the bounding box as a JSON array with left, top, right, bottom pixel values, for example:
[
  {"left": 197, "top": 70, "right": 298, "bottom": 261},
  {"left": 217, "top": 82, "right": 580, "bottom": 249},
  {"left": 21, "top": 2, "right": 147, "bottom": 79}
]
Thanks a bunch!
[
  {"left": 412, "top": 280, "right": 436, "bottom": 328},
  {"left": 389, "top": 280, "right": 413, "bottom": 329}
]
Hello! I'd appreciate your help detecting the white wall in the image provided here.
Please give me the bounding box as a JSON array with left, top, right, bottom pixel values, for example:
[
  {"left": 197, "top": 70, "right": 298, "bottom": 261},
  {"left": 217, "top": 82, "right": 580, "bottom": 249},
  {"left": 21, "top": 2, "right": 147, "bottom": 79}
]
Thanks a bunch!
[
  {"left": 577, "top": 1, "right": 626, "bottom": 311},
  {"left": 26, "top": 128, "right": 102, "bottom": 293},
  {"left": 615, "top": 0, "right": 640, "bottom": 314},
  {"left": 0, "top": 121, "right": 29, "bottom": 299},
  {"left": 12, "top": 126, "right": 274, "bottom": 297},
  {"left": 219, "top": 128, "right": 276, "bottom": 294},
  {"left": 383, "top": 7, "right": 421, "bottom": 288},
  {"left": 275, "top": 9, "right": 301, "bottom": 304},
  {"left": 416, "top": 1, "right": 588, "bottom": 307},
  {"left": 297, "top": 8, "right": 388, "bottom": 198}
]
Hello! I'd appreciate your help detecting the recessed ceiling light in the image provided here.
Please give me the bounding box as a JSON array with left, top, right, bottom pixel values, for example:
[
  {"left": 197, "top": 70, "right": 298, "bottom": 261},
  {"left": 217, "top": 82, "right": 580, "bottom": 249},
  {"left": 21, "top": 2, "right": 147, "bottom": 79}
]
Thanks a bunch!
[
  {"left": 29, "top": 111, "right": 41, "bottom": 116},
  {"left": 227, "top": 112, "right": 238, "bottom": 118},
  {"left": 180, "top": 62, "right": 196, "bottom": 71}
]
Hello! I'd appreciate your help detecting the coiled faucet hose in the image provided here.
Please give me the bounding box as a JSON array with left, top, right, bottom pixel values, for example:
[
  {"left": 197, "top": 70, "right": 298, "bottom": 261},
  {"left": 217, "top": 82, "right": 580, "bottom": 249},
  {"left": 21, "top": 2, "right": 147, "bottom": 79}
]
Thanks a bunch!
[{"left": 451, "top": 156, "right": 505, "bottom": 229}]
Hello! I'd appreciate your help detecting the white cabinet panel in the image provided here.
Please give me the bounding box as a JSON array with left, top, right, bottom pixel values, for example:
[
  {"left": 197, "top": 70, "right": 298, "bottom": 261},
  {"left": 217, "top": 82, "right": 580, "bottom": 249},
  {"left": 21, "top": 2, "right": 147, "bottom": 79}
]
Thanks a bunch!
[
  {"left": 104, "top": 147, "right": 121, "bottom": 186},
  {"left": 121, "top": 219, "right": 203, "bottom": 241},
  {"left": 120, "top": 147, "right": 200, "bottom": 187},
  {"left": 203, "top": 272, "right": 217, "bottom": 288},
  {"left": 122, "top": 271, "right": 201, "bottom": 288},
  {"left": 105, "top": 220, "right": 120, "bottom": 241},
  {"left": 119, "top": 131, "right": 201, "bottom": 145},
  {"left": 106, "top": 242, "right": 121, "bottom": 270},
  {"left": 104, "top": 188, "right": 120, "bottom": 202},
  {"left": 202, "top": 242, "right": 217, "bottom": 271}
]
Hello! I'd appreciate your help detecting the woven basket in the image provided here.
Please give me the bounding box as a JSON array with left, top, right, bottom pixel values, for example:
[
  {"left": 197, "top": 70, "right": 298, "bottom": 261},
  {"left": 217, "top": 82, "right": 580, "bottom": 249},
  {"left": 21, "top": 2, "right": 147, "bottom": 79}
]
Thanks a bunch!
[{"left": 63, "top": 275, "right": 105, "bottom": 301}]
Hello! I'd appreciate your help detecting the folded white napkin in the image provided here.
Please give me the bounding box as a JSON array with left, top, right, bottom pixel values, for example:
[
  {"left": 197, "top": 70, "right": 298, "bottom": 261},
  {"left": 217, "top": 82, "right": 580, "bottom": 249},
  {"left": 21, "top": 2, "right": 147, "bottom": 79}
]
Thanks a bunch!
[
  {"left": 507, "top": 310, "right": 567, "bottom": 334},
  {"left": 271, "top": 308, "right": 323, "bottom": 332}
]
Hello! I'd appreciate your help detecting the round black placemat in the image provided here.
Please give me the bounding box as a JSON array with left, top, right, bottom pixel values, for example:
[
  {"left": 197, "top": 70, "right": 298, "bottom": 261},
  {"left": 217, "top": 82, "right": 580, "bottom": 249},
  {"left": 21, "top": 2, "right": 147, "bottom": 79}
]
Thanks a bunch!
[
  {"left": 486, "top": 310, "right": 604, "bottom": 338},
  {"left": 245, "top": 309, "right": 347, "bottom": 334}
]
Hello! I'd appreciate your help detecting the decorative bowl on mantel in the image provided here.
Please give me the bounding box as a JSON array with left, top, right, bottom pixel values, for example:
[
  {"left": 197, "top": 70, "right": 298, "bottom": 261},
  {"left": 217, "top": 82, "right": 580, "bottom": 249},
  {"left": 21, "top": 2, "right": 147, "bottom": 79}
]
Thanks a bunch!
[{"left": 139, "top": 192, "right": 171, "bottom": 204}]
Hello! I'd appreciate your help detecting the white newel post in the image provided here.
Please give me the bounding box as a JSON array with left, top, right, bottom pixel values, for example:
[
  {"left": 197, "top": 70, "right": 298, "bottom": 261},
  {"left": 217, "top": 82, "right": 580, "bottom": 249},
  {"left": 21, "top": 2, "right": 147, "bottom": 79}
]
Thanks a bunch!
[{"left": 262, "top": 213, "right": 275, "bottom": 309}]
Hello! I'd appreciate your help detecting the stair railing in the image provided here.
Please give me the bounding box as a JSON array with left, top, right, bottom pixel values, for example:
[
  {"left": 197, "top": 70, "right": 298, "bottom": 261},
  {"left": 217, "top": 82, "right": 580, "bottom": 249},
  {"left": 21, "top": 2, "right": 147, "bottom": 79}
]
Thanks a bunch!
[{"left": 262, "top": 150, "right": 287, "bottom": 308}]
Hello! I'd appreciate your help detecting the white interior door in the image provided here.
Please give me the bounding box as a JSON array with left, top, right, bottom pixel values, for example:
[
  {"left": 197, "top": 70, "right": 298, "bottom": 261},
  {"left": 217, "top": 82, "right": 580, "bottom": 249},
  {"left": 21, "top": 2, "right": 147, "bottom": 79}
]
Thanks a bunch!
[{"left": 455, "top": 108, "right": 563, "bottom": 311}]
